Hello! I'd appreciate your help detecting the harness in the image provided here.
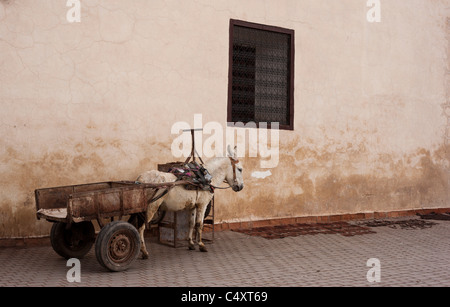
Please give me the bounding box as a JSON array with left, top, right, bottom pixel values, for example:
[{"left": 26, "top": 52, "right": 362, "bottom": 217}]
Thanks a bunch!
[
  {"left": 168, "top": 157, "right": 239, "bottom": 193},
  {"left": 169, "top": 161, "right": 214, "bottom": 192}
]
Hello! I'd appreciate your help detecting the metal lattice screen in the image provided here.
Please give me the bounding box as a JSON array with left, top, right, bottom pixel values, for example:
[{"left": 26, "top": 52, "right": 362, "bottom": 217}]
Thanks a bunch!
[{"left": 231, "top": 24, "right": 292, "bottom": 126}]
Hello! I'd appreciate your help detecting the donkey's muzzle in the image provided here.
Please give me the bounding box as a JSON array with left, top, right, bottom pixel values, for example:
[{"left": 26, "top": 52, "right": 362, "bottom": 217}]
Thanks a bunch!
[{"left": 232, "top": 184, "right": 244, "bottom": 192}]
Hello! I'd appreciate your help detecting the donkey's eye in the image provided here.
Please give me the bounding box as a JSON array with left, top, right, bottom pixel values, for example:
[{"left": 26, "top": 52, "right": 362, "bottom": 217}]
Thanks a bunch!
[{"left": 237, "top": 168, "right": 242, "bottom": 173}]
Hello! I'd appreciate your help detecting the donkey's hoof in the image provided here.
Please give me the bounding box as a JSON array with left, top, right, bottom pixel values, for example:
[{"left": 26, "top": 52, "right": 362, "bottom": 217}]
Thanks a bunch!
[
  {"left": 188, "top": 243, "right": 195, "bottom": 250},
  {"left": 141, "top": 252, "right": 149, "bottom": 260},
  {"left": 199, "top": 245, "right": 208, "bottom": 252}
]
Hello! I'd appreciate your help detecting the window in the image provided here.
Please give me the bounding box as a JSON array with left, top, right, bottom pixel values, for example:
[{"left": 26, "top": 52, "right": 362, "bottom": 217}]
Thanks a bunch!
[{"left": 227, "top": 19, "right": 295, "bottom": 130}]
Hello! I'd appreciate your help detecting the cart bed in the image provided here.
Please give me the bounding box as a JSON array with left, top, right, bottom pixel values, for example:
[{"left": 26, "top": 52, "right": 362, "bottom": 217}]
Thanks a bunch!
[
  {"left": 35, "top": 181, "right": 162, "bottom": 224},
  {"left": 37, "top": 208, "right": 68, "bottom": 222}
]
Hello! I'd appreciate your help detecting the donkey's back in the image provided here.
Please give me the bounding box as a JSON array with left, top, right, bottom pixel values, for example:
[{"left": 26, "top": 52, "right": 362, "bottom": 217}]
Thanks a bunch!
[{"left": 137, "top": 170, "right": 177, "bottom": 184}]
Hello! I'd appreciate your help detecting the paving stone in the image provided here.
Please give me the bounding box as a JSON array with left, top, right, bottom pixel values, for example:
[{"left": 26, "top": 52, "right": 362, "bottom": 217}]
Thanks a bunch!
[{"left": 1, "top": 216, "right": 450, "bottom": 286}]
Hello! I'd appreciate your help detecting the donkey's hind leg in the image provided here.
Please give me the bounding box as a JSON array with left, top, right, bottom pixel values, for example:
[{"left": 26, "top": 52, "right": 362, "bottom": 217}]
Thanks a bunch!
[
  {"left": 140, "top": 198, "right": 164, "bottom": 259},
  {"left": 187, "top": 208, "right": 196, "bottom": 250}
]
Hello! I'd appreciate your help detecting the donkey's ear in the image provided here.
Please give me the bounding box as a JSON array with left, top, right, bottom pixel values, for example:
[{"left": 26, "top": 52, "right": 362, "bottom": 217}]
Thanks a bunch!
[
  {"left": 227, "top": 145, "right": 238, "bottom": 159},
  {"left": 227, "top": 145, "right": 238, "bottom": 160},
  {"left": 233, "top": 146, "right": 238, "bottom": 159},
  {"left": 227, "top": 145, "right": 233, "bottom": 157}
]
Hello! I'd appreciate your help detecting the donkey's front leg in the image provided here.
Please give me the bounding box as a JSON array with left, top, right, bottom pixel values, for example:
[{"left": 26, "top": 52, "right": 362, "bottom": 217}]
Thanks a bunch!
[
  {"left": 187, "top": 208, "right": 196, "bottom": 250},
  {"left": 138, "top": 224, "right": 149, "bottom": 259},
  {"left": 195, "top": 207, "right": 207, "bottom": 252}
]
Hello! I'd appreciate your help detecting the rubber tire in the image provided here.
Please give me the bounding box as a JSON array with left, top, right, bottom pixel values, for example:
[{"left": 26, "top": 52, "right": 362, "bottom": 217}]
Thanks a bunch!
[
  {"left": 50, "top": 221, "right": 95, "bottom": 259},
  {"left": 95, "top": 221, "right": 141, "bottom": 272}
]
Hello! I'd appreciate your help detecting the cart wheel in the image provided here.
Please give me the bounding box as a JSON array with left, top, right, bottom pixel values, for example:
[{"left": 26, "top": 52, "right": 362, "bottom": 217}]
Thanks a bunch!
[
  {"left": 95, "top": 221, "right": 141, "bottom": 272},
  {"left": 50, "top": 221, "right": 95, "bottom": 259}
]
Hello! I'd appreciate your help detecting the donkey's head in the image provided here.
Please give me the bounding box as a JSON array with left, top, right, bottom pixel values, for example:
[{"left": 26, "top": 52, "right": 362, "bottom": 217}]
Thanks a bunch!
[{"left": 225, "top": 145, "right": 244, "bottom": 192}]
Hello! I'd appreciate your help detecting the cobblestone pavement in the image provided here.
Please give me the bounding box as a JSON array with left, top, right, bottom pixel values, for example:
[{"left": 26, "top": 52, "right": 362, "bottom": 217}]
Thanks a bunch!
[{"left": 1, "top": 216, "right": 449, "bottom": 287}]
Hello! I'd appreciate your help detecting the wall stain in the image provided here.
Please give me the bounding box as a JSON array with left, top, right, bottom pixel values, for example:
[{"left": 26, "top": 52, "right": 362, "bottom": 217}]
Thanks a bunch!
[
  {"left": 214, "top": 143, "right": 449, "bottom": 224},
  {"left": 0, "top": 138, "right": 177, "bottom": 237},
  {"left": 1, "top": 139, "right": 449, "bottom": 237}
]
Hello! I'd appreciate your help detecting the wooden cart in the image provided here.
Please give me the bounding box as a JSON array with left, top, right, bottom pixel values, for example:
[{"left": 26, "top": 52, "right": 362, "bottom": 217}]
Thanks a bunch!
[{"left": 35, "top": 180, "right": 186, "bottom": 272}]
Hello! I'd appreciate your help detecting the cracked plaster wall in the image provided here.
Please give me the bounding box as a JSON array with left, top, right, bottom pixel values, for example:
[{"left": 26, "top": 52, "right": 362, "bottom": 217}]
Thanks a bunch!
[{"left": 0, "top": 0, "right": 449, "bottom": 237}]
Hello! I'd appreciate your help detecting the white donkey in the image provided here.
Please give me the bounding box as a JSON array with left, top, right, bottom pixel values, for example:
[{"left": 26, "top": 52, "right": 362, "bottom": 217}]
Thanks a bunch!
[{"left": 136, "top": 145, "right": 244, "bottom": 258}]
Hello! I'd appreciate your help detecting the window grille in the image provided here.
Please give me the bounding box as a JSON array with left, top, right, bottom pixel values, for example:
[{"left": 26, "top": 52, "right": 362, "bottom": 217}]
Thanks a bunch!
[{"left": 228, "top": 20, "right": 295, "bottom": 130}]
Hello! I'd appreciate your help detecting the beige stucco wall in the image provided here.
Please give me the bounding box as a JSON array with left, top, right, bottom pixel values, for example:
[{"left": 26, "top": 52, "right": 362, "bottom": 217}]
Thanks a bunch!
[{"left": 0, "top": 0, "right": 449, "bottom": 238}]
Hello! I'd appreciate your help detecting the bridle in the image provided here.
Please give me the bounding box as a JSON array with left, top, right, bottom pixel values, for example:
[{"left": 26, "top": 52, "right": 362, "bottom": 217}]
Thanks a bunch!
[
  {"left": 210, "top": 157, "right": 240, "bottom": 191},
  {"left": 229, "top": 157, "right": 239, "bottom": 185}
]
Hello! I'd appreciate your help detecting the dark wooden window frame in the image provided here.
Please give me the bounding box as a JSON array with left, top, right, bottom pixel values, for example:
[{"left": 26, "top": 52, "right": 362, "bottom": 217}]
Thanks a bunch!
[{"left": 227, "top": 19, "right": 295, "bottom": 131}]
